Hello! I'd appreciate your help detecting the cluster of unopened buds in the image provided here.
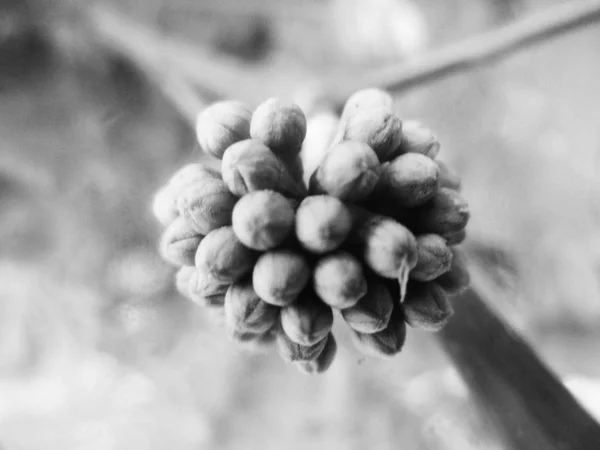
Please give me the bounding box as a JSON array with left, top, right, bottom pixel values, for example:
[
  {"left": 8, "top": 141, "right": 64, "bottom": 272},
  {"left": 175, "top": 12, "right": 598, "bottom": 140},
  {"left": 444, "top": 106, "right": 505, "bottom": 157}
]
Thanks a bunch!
[{"left": 152, "top": 88, "right": 470, "bottom": 374}]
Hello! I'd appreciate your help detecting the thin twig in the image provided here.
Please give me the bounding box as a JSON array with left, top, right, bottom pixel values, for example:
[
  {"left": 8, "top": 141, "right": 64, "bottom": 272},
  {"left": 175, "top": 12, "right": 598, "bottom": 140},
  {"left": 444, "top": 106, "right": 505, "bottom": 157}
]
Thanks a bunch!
[{"left": 324, "top": 0, "right": 600, "bottom": 107}]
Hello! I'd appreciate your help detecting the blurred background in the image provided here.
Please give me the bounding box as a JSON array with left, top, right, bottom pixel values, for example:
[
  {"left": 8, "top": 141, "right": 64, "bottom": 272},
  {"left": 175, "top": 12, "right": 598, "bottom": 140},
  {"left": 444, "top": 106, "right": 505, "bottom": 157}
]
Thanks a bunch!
[{"left": 1, "top": 0, "right": 600, "bottom": 448}]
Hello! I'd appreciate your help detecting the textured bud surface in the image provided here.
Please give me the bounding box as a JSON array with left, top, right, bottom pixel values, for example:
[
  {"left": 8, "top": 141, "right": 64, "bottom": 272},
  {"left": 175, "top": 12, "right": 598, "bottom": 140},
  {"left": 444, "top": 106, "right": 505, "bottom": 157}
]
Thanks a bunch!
[
  {"left": 276, "top": 328, "right": 329, "bottom": 362},
  {"left": 153, "top": 164, "right": 220, "bottom": 227},
  {"left": 232, "top": 190, "right": 295, "bottom": 251},
  {"left": 188, "top": 269, "right": 230, "bottom": 307},
  {"left": 338, "top": 108, "right": 402, "bottom": 162},
  {"left": 398, "top": 120, "right": 440, "bottom": 159},
  {"left": 374, "top": 153, "right": 440, "bottom": 207},
  {"left": 154, "top": 90, "right": 471, "bottom": 374},
  {"left": 296, "top": 334, "right": 337, "bottom": 374},
  {"left": 295, "top": 195, "right": 352, "bottom": 254},
  {"left": 252, "top": 249, "right": 311, "bottom": 306},
  {"left": 177, "top": 177, "right": 238, "bottom": 235},
  {"left": 348, "top": 211, "right": 417, "bottom": 299},
  {"left": 309, "top": 141, "right": 380, "bottom": 201},
  {"left": 195, "top": 226, "right": 257, "bottom": 283},
  {"left": 410, "top": 188, "right": 470, "bottom": 236},
  {"left": 300, "top": 111, "right": 339, "bottom": 186},
  {"left": 313, "top": 251, "right": 368, "bottom": 309},
  {"left": 250, "top": 98, "right": 307, "bottom": 159},
  {"left": 402, "top": 281, "right": 453, "bottom": 331},
  {"left": 411, "top": 234, "right": 453, "bottom": 281},
  {"left": 445, "top": 229, "right": 466, "bottom": 245},
  {"left": 352, "top": 313, "right": 406, "bottom": 358},
  {"left": 340, "top": 88, "right": 394, "bottom": 118},
  {"left": 341, "top": 278, "right": 394, "bottom": 333},
  {"left": 159, "top": 216, "right": 204, "bottom": 267},
  {"left": 169, "top": 163, "right": 221, "bottom": 192},
  {"left": 196, "top": 100, "right": 252, "bottom": 159},
  {"left": 222, "top": 139, "right": 306, "bottom": 198},
  {"left": 224, "top": 278, "right": 280, "bottom": 336},
  {"left": 436, "top": 248, "right": 470, "bottom": 295},
  {"left": 280, "top": 292, "right": 333, "bottom": 345}
]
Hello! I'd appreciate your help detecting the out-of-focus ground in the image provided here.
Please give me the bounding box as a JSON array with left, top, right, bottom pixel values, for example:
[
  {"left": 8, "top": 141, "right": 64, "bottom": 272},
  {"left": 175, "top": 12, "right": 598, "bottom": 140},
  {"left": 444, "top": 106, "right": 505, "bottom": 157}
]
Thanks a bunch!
[{"left": 1, "top": 0, "right": 600, "bottom": 449}]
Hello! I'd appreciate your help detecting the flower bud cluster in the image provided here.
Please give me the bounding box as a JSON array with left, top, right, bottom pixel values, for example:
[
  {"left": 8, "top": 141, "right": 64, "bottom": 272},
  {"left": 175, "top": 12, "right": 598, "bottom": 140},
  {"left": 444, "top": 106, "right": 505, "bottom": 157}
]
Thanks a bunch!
[{"left": 152, "top": 90, "right": 470, "bottom": 374}]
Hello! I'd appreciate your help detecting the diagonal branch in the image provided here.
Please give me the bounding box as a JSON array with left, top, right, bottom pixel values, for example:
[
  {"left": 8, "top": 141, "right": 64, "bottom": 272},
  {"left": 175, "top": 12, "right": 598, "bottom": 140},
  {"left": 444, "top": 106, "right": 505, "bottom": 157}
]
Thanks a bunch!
[
  {"left": 85, "top": 0, "right": 600, "bottom": 122},
  {"left": 324, "top": 0, "right": 600, "bottom": 107},
  {"left": 438, "top": 283, "right": 600, "bottom": 449}
]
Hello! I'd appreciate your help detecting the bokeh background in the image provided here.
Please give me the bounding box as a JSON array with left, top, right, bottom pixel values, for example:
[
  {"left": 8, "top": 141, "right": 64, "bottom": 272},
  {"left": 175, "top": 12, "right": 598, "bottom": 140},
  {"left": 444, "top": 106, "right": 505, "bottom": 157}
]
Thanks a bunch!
[{"left": 1, "top": 0, "right": 600, "bottom": 449}]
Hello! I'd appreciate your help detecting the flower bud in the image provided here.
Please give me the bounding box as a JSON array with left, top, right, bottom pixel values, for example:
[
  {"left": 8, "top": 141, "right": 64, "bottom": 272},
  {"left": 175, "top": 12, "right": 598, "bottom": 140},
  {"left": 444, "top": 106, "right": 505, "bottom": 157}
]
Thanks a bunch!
[
  {"left": 176, "top": 177, "right": 237, "bottom": 235},
  {"left": 175, "top": 266, "right": 195, "bottom": 298},
  {"left": 348, "top": 209, "right": 418, "bottom": 300},
  {"left": 436, "top": 248, "right": 470, "bottom": 295},
  {"left": 221, "top": 139, "right": 306, "bottom": 198},
  {"left": 295, "top": 195, "right": 352, "bottom": 254},
  {"left": 276, "top": 327, "right": 329, "bottom": 362},
  {"left": 341, "top": 278, "right": 394, "bottom": 333},
  {"left": 410, "top": 234, "right": 453, "bottom": 282},
  {"left": 398, "top": 120, "right": 440, "bottom": 159},
  {"left": 295, "top": 334, "right": 337, "bottom": 374},
  {"left": 159, "top": 216, "right": 204, "bottom": 266},
  {"left": 196, "top": 100, "right": 252, "bottom": 159},
  {"left": 309, "top": 141, "right": 380, "bottom": 201},
  {"left": 336, "top": 108, "right": 402, "bottom": 162},
  {"left": 188, "top": 269, "right": 230, "bottom": 307},
  {"left": 371, "top": 153, "right": 439, "bottom": 207},
  {"left": 278, "top": 153, "right": 304, "bottom": 186},
  {"left": 409, "top": 188, "right": 470, "bottom": 236},
  {"left": 352, "top": 311, "right": 406, "bottom": 358},
  {"left": 232, "top": 190, "right": 295, "bottom": 250},
  {"left": 280, "top": 292, "right": 333, "bottom": 345},
  {"left": 252, "top": 249, "right": 311, "bottom": 306},
  {"left": 195, "top": 226, "right": 257, "bottom": 283},
  {"left": 224, "top": 278, "right": 280, "bottom": 337},
  {"left": 340, "top": 88, "right": 394, "bottom": 119},
  {"left": 250, "top": 98, "right": 307, "bottom": 159},
  {"left": 402, "top": 281, "right": 452, "bottom": 331},
  {"left": 300, "top": 110, "right": 339, "bottom": 186},
  {"left": 445, "top": 229, "right": 466, "bottom": 245},
  {"left": 437, "top": 160, "right": 461, "bottom": 191},
  {"left": 313, "top": 251, "right": 367, "bottom": 309},
  {"left": 152, "top": 164, "right": 220, "bottom": 226},
  {"left": 169, "top": 163, "right": 221, "bottom": 192}
]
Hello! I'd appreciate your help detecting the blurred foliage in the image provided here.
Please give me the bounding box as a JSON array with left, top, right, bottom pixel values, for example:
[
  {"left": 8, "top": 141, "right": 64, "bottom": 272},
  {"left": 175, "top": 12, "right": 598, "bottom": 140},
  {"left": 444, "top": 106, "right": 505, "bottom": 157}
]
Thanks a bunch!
[{"left": 1, "top": 0, "right": 600, "bottom": 449}]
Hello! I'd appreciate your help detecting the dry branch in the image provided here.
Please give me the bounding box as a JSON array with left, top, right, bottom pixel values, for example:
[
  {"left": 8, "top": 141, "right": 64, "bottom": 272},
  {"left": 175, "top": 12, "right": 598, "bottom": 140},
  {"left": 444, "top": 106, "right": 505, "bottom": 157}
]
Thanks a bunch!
[
  {"left": 86, "top": 0, "right": 600, "bottom": 124},
  {"left": 438, "top": 282, "right": 600, "bottom": 449},
  {"left": 324, "top": 0, "right": 600, "bottom": 107}
]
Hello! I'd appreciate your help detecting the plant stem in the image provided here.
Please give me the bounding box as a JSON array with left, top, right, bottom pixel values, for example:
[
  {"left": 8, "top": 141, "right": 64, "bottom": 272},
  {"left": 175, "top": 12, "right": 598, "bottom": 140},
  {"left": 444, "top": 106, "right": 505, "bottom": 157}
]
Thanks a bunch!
[
  {"left": 86, "top": 1, "right": 600, "bottom": 120},
  {"left": 437, "top": 286, "right": 600, "bottom": 449},
  {"left": 324, "top": 0, "right": 600, "bottom": 107}
]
